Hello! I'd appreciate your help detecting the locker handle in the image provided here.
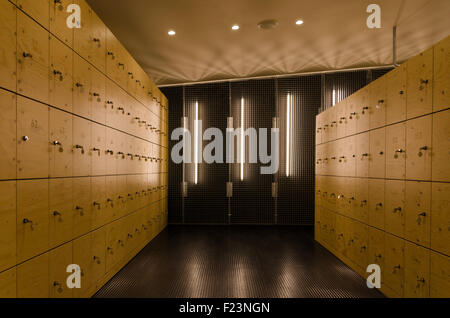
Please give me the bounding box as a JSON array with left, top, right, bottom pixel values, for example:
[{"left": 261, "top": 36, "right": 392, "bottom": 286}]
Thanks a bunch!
[
  {"left": 379, "top": 151, "right": 384, "bottom": 155},
  {"left": 375, "top": 254, "right": 382, "bottom": 260},
  {"left": 93, "top": 92, "right": 100, "bottom": 97},
  {"left": 93, "top": 201, "right": 101, "bottom": 209},
  {"left": 338, "top": 194, "right": 345, "bottom": 199},
  {"left": 52, "top": 140, "right": 62, "bottom": 146},
  {"left": 118, "top": 107, "right": 125, "bottom": 114},
  {"left": 53, "top": 211, "right": 61, "bottom": 216},
  {"left": 331, "top": 157, "right": 337, "bottom": 160},
  {"left": 338, "top": 233, "right": 344, "bottom": 238},
  {"left": 418, "top": 212, "right": 427, "bottom": 217},
  {"left": 118, "top": 63, "right": 125, "bottom": 68},
  {"left": 22, "top": 52, "right": 33, "bottom": 58},
  {"left": 53, "top": 69, "right": 62, "bottom": 76},
  {"left": 136, "top": 80, "right": 141, "bottom": 84},
  {"left": 395, "top": 149, "right": 404, "bottom": 153},
  {"left": 93, "top": 256, "right": 101, "bottom": 264},
  {"left": 375, "top": 202, "right": 383, "bottom": 209},
  {"left": 92, "top": 148, "right": 101, "bottom": 156},
  {"left": 420, "top": 79, "right": 429, "bottom": 85},
  {"left": 377, "top": 99, "right": 385, "bottom": 104},
  {"left": 393, "top": 207, "right": 402, "bottom": 213},
  {"left": 75, "top": 82, "right": 83, "bottom": 88},
  {"left": 75, "top": 206, "right": 84, "bottom": 215},
  {"left": 127, "top": 153, "right": 133, "bottom": 157},
  {"left": 136, "top": 228, "right": 140, "bottom": 233},
  {"left": 399, "top": 90, "right": 404, "bottom": 95},
  {"left": 142, "top": 225, "right": 148, "bottom": 230},
  {"left": 106, "top": 149, "right": 114, "bottom": 155},
  {"left": 107, "top": 247, "right": 113, "bottom": 254},
  {"left": 128, "top": 72, "right": 134, "bottom": 77},
  {"left": 361, "top": 153, "right": 369, "bottom": 157},
  {"left": 23, "top": 218, "right": 33, "bottom": 230},
  {"left": 362, "top": 106, "right": 369, "bottom": 114},
  {"left": 22, "top": 136, "right": 29, "bottom": 142},
  {"left": 135, "top": 117, "right": 141, "bottom": 120},
  {"left": 53, "top": 281, "right": 63, "bottom": 293},
  {"left": 54, "top": 0, "right": 62, "bottom": 4},
  {"left": 128, "top": 234, "right": 133, "bottom": 238},
  {"left": 330, "top": 193, "right": 336, "bottom": 197},
  {"left": 107, "top": 51, "right": 115, "bottom": 57},
  {"left": 118, "top": 240, "right": 124, "bottom": 246}
]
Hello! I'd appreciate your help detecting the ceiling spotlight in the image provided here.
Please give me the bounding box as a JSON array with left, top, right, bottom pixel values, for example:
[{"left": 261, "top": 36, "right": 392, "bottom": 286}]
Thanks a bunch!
[
  {"left": 168, "top": 30, "right": 176, "bottom": 36},
  {"left": 296, "top": 19, "right": 304, "bottom": 25},
  {"left": 232, "top": 25, "right": 240, "bottom": 31}
]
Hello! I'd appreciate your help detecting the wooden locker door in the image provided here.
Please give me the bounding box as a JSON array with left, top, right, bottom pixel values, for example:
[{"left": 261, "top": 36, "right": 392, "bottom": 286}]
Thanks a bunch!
[
  {"left": 430, "top": 252, "right": 450, "bottom": 298},
  {"left": 105, "top": 128, "right": 117, "bottom": 175},
  {"left": 385, "top": 122, "right": 406, "bottom": 179},
  {"left": 105, "top": 222, "right": 119, "bottom": 272},
  {"left": 72, "top": 116, "right": 91, "bottom": 176},
  {"left": 16, "top": 0, "right": 50, "bottom": 28},
  {"left": 433, "top": 36, "right": 450, "bottom": 112},
  {"left": 368, "top": 228, "right": 385, "bottom": 282},
  {"left": 105, "top": 28, "right": 119, "bottom": 82},
  {"left": 355, "top": 88, "right": 370, "bottom": 133},
  {"left": 404, "top": 242, "right": 430, "bottom": 298},
  {"left": 91, "top": 122, "right": 106, "bottom": 176},
  {"left": 353, "top": 222, "right": 369, "bottom": 271},
  {"left": 91, "top": 176, "right": 106, "bottom": 230},
  {"left": 431, "top": 182, "right": 450, "bottom": 256},
  {"left": 0, "top": 181, "right": 16, "bottom": 272},
  {"left": 73, "top": 54, "right": 91, "bottom": 118},
  {"left": 88, "top": 9, "right": 106, "bottom": 72},
  {"left": 49, "top": 178, "right": 73, "bottom": 248},
  {"left": 73, "top": 0, "right": 91, "bottom": 60},
  {"left": 17, "top": 253, "right": 49, "bottom": 298},
  {"left": 72, "top": 177, "right": 92, "bottom": 237},
  {"left": 384, "top": 234, "right": 405, "bottom": 297},
  {"left": 385, "top": 180, "right": 406, "bottom": 238},
  {"left": 432, "top": 110, "right": 450, "bottom": 182},
  {"left": 406, "top": 48, "right": 433, "bottom": 119},
  {"left": 353, "top": 178, "right": 368, "bottom": 223},
  {"left": 328, "top": 106, "right": 337, "bottom": 142},
  {"left": 17, "top": 179, "right": 49, "bottom": 263},
  {"left": 49, "top": 242, "right": 73, "bottom": 298},
  {"left": 91, "top": 227, "right": 106, "bottom": 286},
  {"left": 0, "top": 90, "right": 17, "bottom": 180},
  {"left": 17, "top": 11, "right": 49, "bottom": 104},
  {"left": 315, "top": 113, "right": 322, "bottom": 145},
  {"left": 105, "top": 81, "right": 117, "bottom": 128},
  {"left": 90, "top": 68, "right": 106, "bottom": 124},
  {"left": 369, "top": 127, "right": 386, "bottom": 178},
  {"left": 105, "top": 175, "right": 118, "bottom": 223},
  {"left": 17, "top": 97, "right": 49, "bottom": 179},
  {"left": 368, "top": 179, "right": 385, "bottom": 230},
  {"left": 0, "top": 0, "right": 17, "bottom": 92},
  {"left": 386, "top": 64, "right": 407, "bottom": 125},
  {"left": 49, "top": 108, "right": 73, "bottom": 177},
  {"left": 50, "top": 0, "right": 74, "bottom": 47},
  {"left": 406, "top": 115, "right": 432, "bottom": 181},
  {"left": 405, "top": 181, "right": 431, "bottom": 247},
  {"left": 369, "top": 78, "right": 386, "bottom": 129},
  {"left": 356, "top": 132, "right": 369, "bottom": 177},
  {"left": 0, "top": 267, "right": 16, "bottom": 298},
  {"left": 345, "top": 95, "right": 357, "bottom": 136},
  {"left": 72, "top": 234, "right": 92, "bottom": 298},
  {"left": 116, "top": 175, "right": 127, "bottom": 218},
  {"left": 336, "top": 101, "right": 347, "bottom": 139},
  {"left": 332, "top": 140, "right": 342, "bottom": 177},
  {"left": 49, "top": 35, "right": 73, "bottom": 112}
]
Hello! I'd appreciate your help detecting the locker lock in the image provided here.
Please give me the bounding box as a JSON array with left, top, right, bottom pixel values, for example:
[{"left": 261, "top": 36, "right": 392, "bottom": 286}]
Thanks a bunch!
[
  {"left": 53, "top": 70, "right": 63, "bottom": 80},
  {"left": 128, "top": 233, "right": 133, "bottom": 238},
  {"left": 118, "top": 240, "right": 124, "bottom": 246},
  {"left": 53, "top": 211, "right": 61, "bottom": 217},
  {"left": 22, "top": 136, "right": 29, "bottom": 142},
  {"left": 338, "top": 194, "right": 345, "bottom": 199},
  {"left": 93, "top": 92, "right": 100, "bottom": 97},
  {"left": 362, "top": 106, "right": 369, "bottom": 114},
  {"left": 418, "top": 146, "right": 428, "bottom": 157},
  {"left": 53, "top": 281, "right": 63, "bottom": 293},
  {"left": 92, "top": 148, "right": 101, "bottom": 156},
  {"left": 339, "top": 117, "right": 346, "bottom": 123},
  {"left": 93, "top": 38, "right": 100, "bottom": 42},
  {"left": 75, "top": 206, "right": 84, "bottom": 216},
  {"left": 349, "top": 112, "right": 356, "bottom": 119},
  {"left": 393, "top": 207, "right": 402, "bottom": 213},
  {"left": 379, "top": 151, "right": 384, "bottom": 155},
  {"left": 117, "top": 107, "right": 125, "bottom": 114},
  {"left": 54, "top": 0, "right": 62, "bottom": 4},
  {"left": 106, "top": 149, "right": 114, "bottom": 155},
  {"left": 93, "top": 256, "right": 101, "bottom": 264},
  {"left": 75, "top": 82, "right": 83, "bottom": 88},
  {"left": 375, "top": 202, "right": 383, "bottom": 209},
  {"left": 118, "top": 151, "right": 125, "bottom": 158},
  {"left": 23, "top": 218, "right": 33, "bottom": 229},
  {"left": 118, "top": 63, "right": 125, "bottom": 69},
  {"left": 128, "top": 72, "right": 134, "bottom": 78},
  {"left": 339, "top": 156, "right": 345, "bottom": 162},
  {"left": 399, "top": 90, "right": 404, "bottom": 95},
  {"left": 417, "top": 212, "right": 427, "bottom": 225},
  {"left": 93, "top": 201, "right": 101, "bottom": 209},
  {"left": 22, "top": 52, "right": 33, "bottom": 58},
  {"left": 361, "top": 153, "right": 369, "bottom": 158},
  {"left": 107, "top": 51, "right": 115, "bottom": 58}
]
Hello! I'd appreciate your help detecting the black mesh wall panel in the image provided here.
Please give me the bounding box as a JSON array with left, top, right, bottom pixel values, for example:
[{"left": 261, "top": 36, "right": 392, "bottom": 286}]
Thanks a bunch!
[
  {"left": 372, "top": 67, "right": 394, "bottom": 81},
  {"left": 322, "top": 71, "right": 367, "bottom": 112}
]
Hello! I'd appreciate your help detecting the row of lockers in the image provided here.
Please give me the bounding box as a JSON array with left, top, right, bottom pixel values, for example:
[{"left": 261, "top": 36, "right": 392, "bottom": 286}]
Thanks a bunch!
[
  {"left": 0, "top": 202, "right": 168, "bottom": 298},
  {"left": 0, "top": 0, "right": 168, "bottom": 125},
  {"left": 0, "top": 90, "right": 169, "bottom": 180},
  {"left": 315, "top": 36, "right": 449, "bottom": 145},
  {"left": 315, "top": 207, "right": 449, "bottom": 298},
  {"left": 0, "top": 175, "right": 168, "bottom": 273},
  {"left": 315, "top": 109, "right": 449, "bottom": 182},
  {"left": 315, "top": 176, "right": 449, "bottom": 257}
]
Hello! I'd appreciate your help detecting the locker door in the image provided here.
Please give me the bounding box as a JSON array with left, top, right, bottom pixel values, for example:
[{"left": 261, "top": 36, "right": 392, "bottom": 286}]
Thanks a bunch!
[
  {"left": 355, "top": 88, "right": 370, "bottom": 133},
  {"left": 17, "top": 11, "right": 49, "bottom": 104},
  {"left": 406, "top": 115, "right": 432, "bottom": 181},
  {"left": 49, "top": 108, "right": 73, "bottom": 177},
  {"left": 353, "top": 178, "right": 368, "bottom": 223},
  {"left": 430, "top": 252, "right": 450, "bottom": 298},
  {"left": 386, "top": 64, "right": 407, "bottom": 125},
  {"left": 0, "top": 0, "right": 17, "bottom": 92},
  {"left": 73, "top": 0, "right": 91, "bottom": 60},
  {"left": 72, "top": 117, "right": 91, "bottom": 176},
  {"left": 404, "top": 242, "right": 430, "bottom": 298},
  {"left": 368, "top": 179, "right": 385, "bottom": 230},
  {"left": 72, "top": 177, "right": 92, "bottom": 237},
  {"left": 91, "top": 227, "right": 106, "bottom": 286},
  {"left": 353, "top": 222, "right": 369, "bottom": 270},
  {"left": 16, "top": 0, "right": 50, "bottom": 28},
  {"left": 116, "top": 175, "right": 127, "bottom": 218},
  {"left": 384, "top": 234, "right": 405, "bottom": 297},
  {"left": 369, "top": 127, "right": 386, "bottom": 178},
  {"left": 49, "top": 242, "right": 73, "bottom": 298},
  {"left": 105, "top": 175, "right": 118, "bottom": 223},
  {"left": 431, "top": 182, "right": 450, "bottom": 256},
  {"left": 369, "top": 78, "right": 386, "bottom": 129},
  {"left": 106, "top": 28, "right": 119, "bottom": 83},
  {"left": 0, "top": 181, "right": 16, "bottom": 272},
  {"left": 17, "top": 253, "right": 49, "bottom": 298},
  {"left": 405, "top": 181, "right": 431, "bottom": 247},
  {"left": 345, "top": 95, "right": 357, "bottom": 136},
  {"left": 91, "top": 123, "right": 106, "bottom": 176},
  {"left": 50, "top": 0, "right": 73, "bottom": 47},
  {"left": 105, "top": 80, "right": 118, "bottom": 128},
  {"left": 105, "top": 128, "right": 117, "bottom": 175},
  {"left": 17, "top": 179, "right": 49, "bottom": 263},
  {"left": 72, "top": 234, "right": 92, "bottom": 298},
  {"left": 89, "top": 9, "right": 106, "bottom": 71},
  {"left": 49, "top": 35, "right": 73, "bottom": 112},
  {"left": 333, "top": 140, "right": 343, "bottom": 177},
  {"left": 433, "top": 36, "right": 450, "bottom": 112},
  {"left": 73, "top": 54, "right": 91, "bottom": 118},
  {"left": 315, "top": 113, "right": 322, "bottom": 145},
  {"left": 327, "top": 106, "right": 337, "bottom": 142},
  {"left": 0, "top": 267, "right": 16, "bottom": 298},
  {"left": 0, "top": 90, "right": 17, "bottom": 180},
  {"left": 90, "top": 68, "right": 106, "bottom": 124},
  {"left": 343, "top": 136, "right": 356, "bottom": 177},
  {"left": 385, "top": 180, "right": 405, "bottom": 238},
  {"left": 49, "top": 178, "right": 73, "bottom": 248},
  {"left": 356, "top": 132, "right": 369, "bottom": 177},
  {"left": 91, "top": 176, "right": 106, "bottom": 230},
  {"left": 406, "top": 48, "right": 433, "bottom": 118},
  {"left": 432, "top": 110, "right": 450, "bottom": 182},
  {"left": 17, "top": 97, "right": 49, "bottom": 179},
  {"left": 368, "top": 228, "right": 385, "bottom": 281},
  {"left": 386, "top": 122, "right": 406, "bottom": 179},
  {"left": 105, "top": 222, "right": 119, "bottom": 272}
]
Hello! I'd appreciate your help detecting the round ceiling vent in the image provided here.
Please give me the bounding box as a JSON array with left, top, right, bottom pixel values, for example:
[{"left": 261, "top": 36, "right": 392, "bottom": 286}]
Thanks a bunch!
[{"left": 257, "top": 19, "right": 279, "bottom": 30}]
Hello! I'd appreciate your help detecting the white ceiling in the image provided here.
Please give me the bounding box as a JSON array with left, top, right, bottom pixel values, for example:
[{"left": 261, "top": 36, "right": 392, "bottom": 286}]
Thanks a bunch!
[{"left": 87, "top": 0, "right": 450, "bottom": 86}]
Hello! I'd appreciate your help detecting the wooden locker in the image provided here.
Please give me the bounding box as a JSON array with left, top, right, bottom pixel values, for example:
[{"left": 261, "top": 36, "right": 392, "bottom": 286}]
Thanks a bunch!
[
  {"left": 320, "top": 110, "right": 329, "bottom": 144},
  {"left": 49, "top": 108, "right": 73, "bottom": 177},
  {"left": 406, "top": 48, "right": 433, "bottom": 119},
  {"left": 91, "top": 227, "right": 106, "bottom": 287},
  {"left": 386, "top": 64, "right": 407, "bottom": 125},
  {"left": 88, "top": 8, "right": 106, "bottom": 72},
  {"left": 90, "top": 67, "right": 106, "bottom": 124},
  {"left": 356, "top": 132, "right": 369, "bottom": 177},
  {"left": 91, "top": 176, "right": 106, "bottom": 230},
  {"left": 0, "top": 267, "right": 16, "bottom": 298},
  {"left": 16, "top": 0, "right": 50, "bottom": 28},
  {"left": 432, "top": 109, "right": 450, "bottom": 182},
  {"left": 49, "top": 35, "right": 73, "bottom": 112},
  {"left": 368, "top": 228, "right": 384, "bottom": 281},
  {"left": 368, "top": 179, "right": 385, "bottom": 230},
  {"left": 385, "top": 180, "right": 405, "bottom": 238},
  {"left": 352, "top": 222, "right": 369, "bottom": 271},
  {"left": 116, "top": 175, "right": 127, "bottom": 218},
  {"left": 126, "top": 59, "right": 138, "bottom": 98},
  {"left": 315, "top": 113, "right": 322, "bottom": 145},
  {"left": 406, "top": 115, "right": 432, "bottom": 181},
  {"left": 430, "top": 252, "right": 450, "bottom": 298},
  {"left": 17, "top": 179, "right": 49, "bottom": 263},
  {"left": 385, "top": 122, "right": 406, "bottom": 179},
  {"left": 405, "top": 181, "right": 431, "bottom": 247},
  {"left": 327, "top": 106, "right": 337, "bottom": 142},
  {"left": 73, "top": 0, "right": 91, "bottom": 61},
  {"left": 73, "top": 54, "right": 91, "bottom": 118},
  {"left": 50, "top": 0, "right": 74, "bottom": 47},
  {"left": 105, "top": 175, "right": 118, "bottom": 223},
  {"left": 105, "top": 128, "right": 118, "bottom": 175},
  {"left": 17, "top": 253, "right": 49, "bottom": 298},
  {"left": 431, "top": 182, "right": 450, "bottom": 256},
  {"left": 353, "top": 177, "right": 368, "bottom": 224},
  {"left": 91, "top": 122, "right": 106, "bottom": 176},
  {"left": 369, "top": 127, "right": 386, "bottom": 178},
  {"left": 369, "top": 78, "right": 386, "bottom": 129},
  {"left": 105, "top": 222, "right": 119, "bottom": 272},
  {"left": 404, "top": 242, "right": 430, "bottom": 298},
  {"left": 0, "top": 0, "right": 17, "bottom": 92},
  {"left": 333, "top": 139, "right": 343, "bottom": 177},
  {"left": 72, "top": 234, "right": 92, "bottom": 298},
  {"left": 0, "top": 90, "right": 17, "bottom": 180},
  {"left": 49, "top": 242, "right": 73, "bottom": 298},
  {"left": 17, "top": 10, "right": 49, "bottom": 104},
  {"left": 72, "top": 116, "right": 91, "bottom": 176},
  {"left": 384, "top": 234, "right": 405, "bottom": 297},
  {"left": 355, "top": 88, "right": 370, "bottom": 133},
  {"left": 0, "top": 181, "right": 16, "bottom": 272},
  {"left": 433, "top": 36, "right": 450, "bottom": 112},
  {"left": 345, "top": 95, "right": 357, "bottom": 136},
  {"left": 343, "top": 136, "right": 355, "bottom": 177},
  {"left": 49, "top": 178, "right": 73, "bottom": 248},
  {"left": 72, "top": 177, "right": 92, "bottom": 237}
]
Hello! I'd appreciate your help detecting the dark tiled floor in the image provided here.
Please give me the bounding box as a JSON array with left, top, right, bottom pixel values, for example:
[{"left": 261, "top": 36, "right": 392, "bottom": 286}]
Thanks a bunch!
[{"left": 94, "top": 226, "right": 384, "bottom": 298}]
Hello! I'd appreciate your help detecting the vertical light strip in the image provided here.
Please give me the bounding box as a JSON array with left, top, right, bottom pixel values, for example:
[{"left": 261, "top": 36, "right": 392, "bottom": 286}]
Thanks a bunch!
[
  {"left": 332, "top": 88, "right": 336, "bottom": 106},
  {"left": 240, "top": 97, "right": 244, "bottom": 181},
  {"left": 286, "top": 94, "right": 291, "bottom": 177},
  {"left": 194, "top": 101, "right": 198, "bottom": 184}
]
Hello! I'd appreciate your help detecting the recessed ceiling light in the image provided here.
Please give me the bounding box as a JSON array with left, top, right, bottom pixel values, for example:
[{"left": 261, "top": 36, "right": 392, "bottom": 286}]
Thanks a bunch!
[
  {"left": 232, "top": 25, "right": 240, "bottom": 31},
  {"left": 168, "top": 30, "right": 176, "bottom": 36},
  {"left": 296, "top": 19, "right": 304, "bottom": 25}
]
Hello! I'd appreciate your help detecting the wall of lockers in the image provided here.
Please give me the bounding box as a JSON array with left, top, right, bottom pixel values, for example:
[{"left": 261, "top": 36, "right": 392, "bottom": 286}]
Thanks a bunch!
[
  {"left": 315, "top": 35, "right": 449, "bottom": 298},
  {"left": 0, "top": 0, "right": 168, "bottom": 298}
]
